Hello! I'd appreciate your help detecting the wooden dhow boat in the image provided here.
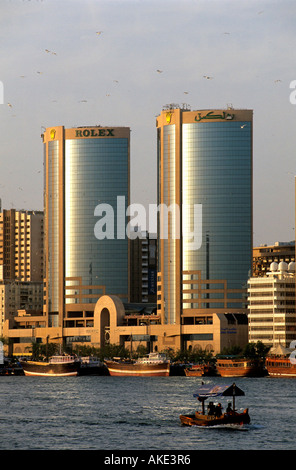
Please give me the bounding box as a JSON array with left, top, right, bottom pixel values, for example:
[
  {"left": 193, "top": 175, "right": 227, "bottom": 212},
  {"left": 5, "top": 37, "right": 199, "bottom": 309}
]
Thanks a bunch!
[
  {"left": 216, "top": 357, "right": 265, "bottom": 377},
  {"left": 180, "top": 383, "right": 250, "bottom": 427},
  {"left": 265, "top": 356, "right": 296, "bottom": 377},
  {"left": 104, "top": 352, "right": 170, "bottom": 377},
  {"left": 265, "top": 344, "right": 296, "bottom": 377},
  {"left": 184, "top": 363, "right": 216, "bottom": 377},
  {"left": 20, "top": 355, "right": 81, "bottom": 377}
]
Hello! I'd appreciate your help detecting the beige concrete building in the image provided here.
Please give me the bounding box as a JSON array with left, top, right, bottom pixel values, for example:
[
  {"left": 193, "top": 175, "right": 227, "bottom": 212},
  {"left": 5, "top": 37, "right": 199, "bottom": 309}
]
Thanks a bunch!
[
  {"left": 0, "top": 281, "right": 43, "bottom": 337},
  {"left": 4, "top": 293, "right": 248, "bottom": 356}
]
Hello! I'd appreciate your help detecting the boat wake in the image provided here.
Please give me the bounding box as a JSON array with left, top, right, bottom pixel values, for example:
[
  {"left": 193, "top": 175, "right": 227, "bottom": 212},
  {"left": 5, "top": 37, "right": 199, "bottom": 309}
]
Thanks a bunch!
[
  {"left": 190, "top": 423, "right": 250, "bottom": 432},
  {"left": 187, "top": 422, "right": 263, "bottom": 432}
]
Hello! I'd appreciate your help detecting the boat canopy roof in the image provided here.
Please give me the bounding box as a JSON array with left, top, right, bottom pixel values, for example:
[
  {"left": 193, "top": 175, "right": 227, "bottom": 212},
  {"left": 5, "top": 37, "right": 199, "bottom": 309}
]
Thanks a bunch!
[{"left": 193, "top": 383, "right": 245, "bottom": 400}]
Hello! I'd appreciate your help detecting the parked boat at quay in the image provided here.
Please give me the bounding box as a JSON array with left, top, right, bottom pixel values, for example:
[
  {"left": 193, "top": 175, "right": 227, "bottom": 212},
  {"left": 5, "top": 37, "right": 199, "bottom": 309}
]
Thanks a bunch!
[
  {"left": 265, "top": 344, "right": 296, "bottom": 377},
  {"left": 20, "top": 355, "right": 81, "bottom": 377},
  {"left": 78, "top": 356, "right": 108, "bottom": 375},
  {"left": 184, "top": 363, "right": 216, "bottom": 377},
  {"left": 215, "top": 357, "right": 266, "bottom": 377},
  {"left": 179, "top": 382, "right": 250, "bottom": 427},
  {"left": 265, "top": 356, "right": 296, "bottom": 377},
  {"left": 104, "top": 352, "right": 170, "bottom": 377}
]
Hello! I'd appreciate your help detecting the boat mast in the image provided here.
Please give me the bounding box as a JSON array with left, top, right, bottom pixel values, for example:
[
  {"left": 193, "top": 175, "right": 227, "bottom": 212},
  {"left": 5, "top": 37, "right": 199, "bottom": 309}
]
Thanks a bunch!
[
  {"left": 45, "top": 335, "right": 49, "bottom": 362},
  {"left": 232, "top": 383, "right": 236, "bottom": 410}
]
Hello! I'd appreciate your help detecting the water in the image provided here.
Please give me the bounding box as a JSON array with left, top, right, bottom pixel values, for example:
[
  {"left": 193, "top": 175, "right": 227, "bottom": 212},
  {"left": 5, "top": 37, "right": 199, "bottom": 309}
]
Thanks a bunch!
[{"left": 0, "top": 375, "right": 295, "bottom": 450}]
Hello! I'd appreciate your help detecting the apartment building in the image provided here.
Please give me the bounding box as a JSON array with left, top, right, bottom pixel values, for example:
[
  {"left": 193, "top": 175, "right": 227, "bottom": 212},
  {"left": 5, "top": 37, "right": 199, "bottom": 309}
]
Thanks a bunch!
[
  {"left": 0, "top": 209, "right": 43, "bottom": 282},
  {"left": 248, "top": 262, "right": 296, "bottom": 348},
  {"left": 0, "top": 209, "right": 44, "bottom": 337}
]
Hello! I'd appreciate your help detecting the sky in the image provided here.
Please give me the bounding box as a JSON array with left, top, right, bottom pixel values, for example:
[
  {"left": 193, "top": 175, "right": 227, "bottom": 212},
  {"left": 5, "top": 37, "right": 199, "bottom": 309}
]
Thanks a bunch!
[{"left": 1, "top": 0, "right": 296, "bottom": 247}]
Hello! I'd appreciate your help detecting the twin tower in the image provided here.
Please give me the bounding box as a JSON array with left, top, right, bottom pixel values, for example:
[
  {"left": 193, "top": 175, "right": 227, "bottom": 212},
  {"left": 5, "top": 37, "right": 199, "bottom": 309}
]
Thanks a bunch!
[{"left": 43, "top": 106, "right": 253, "bottom": 344}]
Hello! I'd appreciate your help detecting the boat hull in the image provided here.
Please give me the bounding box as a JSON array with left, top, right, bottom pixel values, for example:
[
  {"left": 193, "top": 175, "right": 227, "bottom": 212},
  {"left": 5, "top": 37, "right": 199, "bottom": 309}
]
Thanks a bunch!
[
  {"left": 20, "top": 360, "right": 80, "bottom": 377},
  {"left": 266, "top": 357, "right": 296, "bottom": 377},
  {"left": 185, "top": 368, "right": 203, "bottom": 377},
  {"left": 104, "top": 360, "right": 170, "bottom": 377},
  {"left": 185, "top": 365, "right": 216, "bottom": 377},
  {"left": 180, "top": 409, "right": 250, "bottom": 427},
  {"left": 216, "top": 359, "right": 265, "bottom": 377}
]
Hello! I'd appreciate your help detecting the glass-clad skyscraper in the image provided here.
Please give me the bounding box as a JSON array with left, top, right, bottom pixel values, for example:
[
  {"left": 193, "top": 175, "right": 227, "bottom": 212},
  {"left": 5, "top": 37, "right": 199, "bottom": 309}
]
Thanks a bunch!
[
  {"left": 157, "top": 107, "right": 253, "bottom": 326},
  {"left": 43, "top": 126, "right": 130, "bottom": 327}
]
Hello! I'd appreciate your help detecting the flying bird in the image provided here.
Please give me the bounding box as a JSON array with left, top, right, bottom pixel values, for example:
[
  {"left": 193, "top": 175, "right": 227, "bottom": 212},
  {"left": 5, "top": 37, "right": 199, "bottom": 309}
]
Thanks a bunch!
[
  {"left": 184, "top": 91, "right": 189, "bottom": 94},
  {"left": 274, "top": 79, "right": 282, "bottom": 83},
  {"left": 203, "top": 75, "right": 213, "bottom": 79},
  {"left": 156, "top": 69, "right": 163, "bottom": 73},
  {"left": 45, "top": 49, "right": 56, "bottom": 55},
  {"left": 96, "top": 31, "right": 103, "bottom": 35},
  {"left": 7, "top": 103, "right": 12, "bottom": 107}
]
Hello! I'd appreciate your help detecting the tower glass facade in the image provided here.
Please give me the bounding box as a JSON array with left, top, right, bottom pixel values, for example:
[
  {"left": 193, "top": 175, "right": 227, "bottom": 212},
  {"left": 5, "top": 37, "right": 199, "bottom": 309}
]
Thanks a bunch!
[
  {"left": 162, "top": 125, "right": 178, "bottom": 324},
  {"left": 65, "top": 137, "right": 129, "bottom": 302},
  {"left": 47, "top": 140, "right": 60, "bottom": 313},
  {"left": 43, "top": 126, "right": 130, "bottom": 322},
  {"left": 182, "top": 121, "right": 252, "bottom": 303},
  {"left": 157, "top": 108, "right": 253, "bottom": 324}
]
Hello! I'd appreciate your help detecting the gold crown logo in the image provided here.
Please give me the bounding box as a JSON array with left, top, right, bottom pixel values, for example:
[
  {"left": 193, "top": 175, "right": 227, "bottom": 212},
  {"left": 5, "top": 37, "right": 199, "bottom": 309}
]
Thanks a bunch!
[
  {"left": 50, "top": 129, "right": 56, "bottom": 140},
  {"left": 166, "top": 112, "right": 172, "bottom": 124}
]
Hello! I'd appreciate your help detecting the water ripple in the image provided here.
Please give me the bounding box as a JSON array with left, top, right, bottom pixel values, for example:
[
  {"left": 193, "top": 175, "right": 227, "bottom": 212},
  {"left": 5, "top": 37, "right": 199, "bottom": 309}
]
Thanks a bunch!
[{"left": 0, "top": 376, "right": 295, "bottom": 450}]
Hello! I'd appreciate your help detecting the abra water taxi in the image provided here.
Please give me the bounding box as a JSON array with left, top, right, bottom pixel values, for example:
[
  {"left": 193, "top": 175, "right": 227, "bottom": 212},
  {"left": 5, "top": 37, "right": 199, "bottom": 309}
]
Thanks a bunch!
[{"left": 179, "top": 383, "right": 250, "bottom": 427}]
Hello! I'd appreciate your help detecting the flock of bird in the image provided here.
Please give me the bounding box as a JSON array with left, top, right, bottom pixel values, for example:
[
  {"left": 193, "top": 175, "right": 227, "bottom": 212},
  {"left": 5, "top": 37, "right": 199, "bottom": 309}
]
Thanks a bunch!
[{"left": 6, "top": 19, "right": 283, "bottom": 110}]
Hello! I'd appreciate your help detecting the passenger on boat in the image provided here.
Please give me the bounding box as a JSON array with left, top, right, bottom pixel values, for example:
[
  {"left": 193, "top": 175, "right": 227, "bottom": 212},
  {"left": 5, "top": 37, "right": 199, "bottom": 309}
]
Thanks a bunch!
[
  {"left": 207, "top": 402, "right": 215, "bottom": 415},
  {"left": 226, "top": 402, "right": 232, "bottom": 413},
  {"left": 215, "top": 403, "right": 223, "bottom": 417}
]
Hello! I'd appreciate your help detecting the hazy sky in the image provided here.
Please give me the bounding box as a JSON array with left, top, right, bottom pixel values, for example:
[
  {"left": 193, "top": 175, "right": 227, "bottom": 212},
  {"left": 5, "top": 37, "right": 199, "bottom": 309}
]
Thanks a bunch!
[{"left": 1, "top": 0, "right": 296, "bottom": 246}]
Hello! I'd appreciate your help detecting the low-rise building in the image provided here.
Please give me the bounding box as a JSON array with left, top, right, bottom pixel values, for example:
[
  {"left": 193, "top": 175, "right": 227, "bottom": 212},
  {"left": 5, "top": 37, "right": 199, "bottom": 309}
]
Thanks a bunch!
[
  {"left": 0, "top": 281, "right": 43, "bottom": 337},
  {"left": 4, "top": 294, "right": 248, "bottom": 357}
]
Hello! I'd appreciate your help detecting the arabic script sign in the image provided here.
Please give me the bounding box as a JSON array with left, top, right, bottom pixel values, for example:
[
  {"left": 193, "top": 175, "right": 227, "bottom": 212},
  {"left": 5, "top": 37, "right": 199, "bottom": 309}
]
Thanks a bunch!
[{"left": 195, "top": 111, "right": 234, "bottom": 122}]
